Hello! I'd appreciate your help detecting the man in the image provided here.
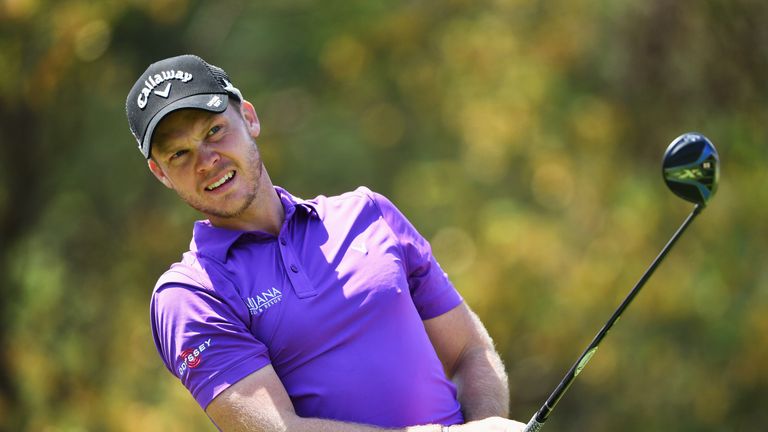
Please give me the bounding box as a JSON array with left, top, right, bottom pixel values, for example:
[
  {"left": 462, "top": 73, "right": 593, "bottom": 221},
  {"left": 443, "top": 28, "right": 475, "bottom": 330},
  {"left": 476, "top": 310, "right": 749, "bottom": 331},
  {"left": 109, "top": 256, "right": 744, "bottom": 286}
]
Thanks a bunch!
[{"left": 126, "top": 54, "right": 525, "bottom": 432}]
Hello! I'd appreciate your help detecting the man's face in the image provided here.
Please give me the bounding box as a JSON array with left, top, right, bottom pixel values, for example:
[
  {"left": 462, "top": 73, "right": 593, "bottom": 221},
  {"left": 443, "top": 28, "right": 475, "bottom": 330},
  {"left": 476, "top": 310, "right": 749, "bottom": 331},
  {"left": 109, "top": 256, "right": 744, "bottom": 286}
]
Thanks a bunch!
[{"left": 147, "top": 101, "right": 264, "bottom": 224}]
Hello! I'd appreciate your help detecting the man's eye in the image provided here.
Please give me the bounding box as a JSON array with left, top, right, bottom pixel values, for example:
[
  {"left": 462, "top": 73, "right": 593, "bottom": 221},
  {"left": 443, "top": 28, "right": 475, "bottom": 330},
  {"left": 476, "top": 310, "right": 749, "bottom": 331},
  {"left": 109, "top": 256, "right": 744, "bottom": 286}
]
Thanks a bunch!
[
  {"left": 170, "top": 150, "right": 188, "bottom": 160},
  {"left": 207, "top": 125, "right": 222, "bottom": 137}
]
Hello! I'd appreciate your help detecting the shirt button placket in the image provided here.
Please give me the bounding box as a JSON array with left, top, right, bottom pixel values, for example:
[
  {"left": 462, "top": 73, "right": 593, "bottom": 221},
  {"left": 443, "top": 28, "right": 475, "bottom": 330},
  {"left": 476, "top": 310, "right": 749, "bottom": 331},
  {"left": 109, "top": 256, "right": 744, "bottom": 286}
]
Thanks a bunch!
[
  {"left": 280, "top": 239, "right": 299, "bottom": 274},
  {"left": 278, "top": 235, "right": 317, "bottom": 298}
]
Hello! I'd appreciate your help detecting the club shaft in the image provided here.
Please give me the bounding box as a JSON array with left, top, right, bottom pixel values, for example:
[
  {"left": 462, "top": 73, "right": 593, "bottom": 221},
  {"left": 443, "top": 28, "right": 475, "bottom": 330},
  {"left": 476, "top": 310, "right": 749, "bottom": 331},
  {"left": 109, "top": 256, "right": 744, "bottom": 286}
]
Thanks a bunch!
[{"left": 524, "top": 204, "right": 704, "bottom": 431}]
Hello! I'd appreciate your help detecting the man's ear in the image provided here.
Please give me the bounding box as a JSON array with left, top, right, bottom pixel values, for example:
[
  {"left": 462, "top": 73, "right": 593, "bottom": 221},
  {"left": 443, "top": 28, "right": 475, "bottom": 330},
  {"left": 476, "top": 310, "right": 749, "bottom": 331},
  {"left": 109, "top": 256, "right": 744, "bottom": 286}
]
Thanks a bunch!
[
  {"left": 148, "top": 159, "right": 173, "bottom": 189},
  {"left": 240, "top": 100, "right": 261, "bottom": 138}
]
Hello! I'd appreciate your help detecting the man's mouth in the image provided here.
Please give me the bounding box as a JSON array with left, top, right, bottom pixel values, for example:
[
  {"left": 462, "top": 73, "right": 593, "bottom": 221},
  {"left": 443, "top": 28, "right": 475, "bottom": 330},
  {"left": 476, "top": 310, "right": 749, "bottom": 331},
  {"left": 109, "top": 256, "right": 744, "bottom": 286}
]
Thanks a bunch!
[{"left": 205, "top": 171, "right": 235, "bottom": 191}]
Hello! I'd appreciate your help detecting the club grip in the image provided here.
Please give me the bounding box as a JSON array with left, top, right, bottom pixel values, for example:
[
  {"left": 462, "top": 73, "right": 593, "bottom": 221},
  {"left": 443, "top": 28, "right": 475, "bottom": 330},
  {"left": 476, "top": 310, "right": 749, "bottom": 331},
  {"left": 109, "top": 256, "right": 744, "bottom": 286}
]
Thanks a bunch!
[{"left": 523, "top": 414, "right": 544, "bottom": 432}]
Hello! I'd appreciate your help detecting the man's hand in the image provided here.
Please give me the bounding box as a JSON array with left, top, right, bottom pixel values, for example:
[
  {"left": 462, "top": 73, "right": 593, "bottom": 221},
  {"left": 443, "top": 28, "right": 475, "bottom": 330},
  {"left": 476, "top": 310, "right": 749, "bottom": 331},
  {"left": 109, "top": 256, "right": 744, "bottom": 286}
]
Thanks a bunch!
[{"left": 452, "top": 417, "right": 526, "bottom": 432}]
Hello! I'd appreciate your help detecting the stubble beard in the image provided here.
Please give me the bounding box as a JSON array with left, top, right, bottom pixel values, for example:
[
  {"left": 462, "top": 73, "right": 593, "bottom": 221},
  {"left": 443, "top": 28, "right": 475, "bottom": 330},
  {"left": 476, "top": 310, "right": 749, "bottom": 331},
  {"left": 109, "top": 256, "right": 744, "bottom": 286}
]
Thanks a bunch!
[{"left": 178, "top": 138, "right": 263, "bottom": 220}]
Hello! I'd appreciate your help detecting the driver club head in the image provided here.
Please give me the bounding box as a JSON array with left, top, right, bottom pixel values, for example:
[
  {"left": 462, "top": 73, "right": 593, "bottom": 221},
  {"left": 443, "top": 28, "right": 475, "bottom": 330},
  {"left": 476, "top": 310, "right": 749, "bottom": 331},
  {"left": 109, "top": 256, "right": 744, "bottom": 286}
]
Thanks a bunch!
[{"left": 662, "top": 132, "right": 720, "bottom": 205}]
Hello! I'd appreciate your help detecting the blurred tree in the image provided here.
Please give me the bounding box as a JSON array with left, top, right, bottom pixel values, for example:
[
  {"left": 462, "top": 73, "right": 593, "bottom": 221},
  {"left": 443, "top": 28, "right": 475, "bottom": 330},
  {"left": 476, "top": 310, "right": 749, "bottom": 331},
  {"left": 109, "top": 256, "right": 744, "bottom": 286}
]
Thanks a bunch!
[{"left": 0, "top": 0, "right": 766, "bottom": 430}]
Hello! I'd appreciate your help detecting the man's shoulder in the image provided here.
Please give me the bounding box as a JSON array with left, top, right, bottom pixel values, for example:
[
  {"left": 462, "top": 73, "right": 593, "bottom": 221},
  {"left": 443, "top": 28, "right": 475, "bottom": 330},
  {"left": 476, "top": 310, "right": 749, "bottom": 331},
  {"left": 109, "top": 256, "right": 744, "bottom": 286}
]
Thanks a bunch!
[
  {"left": 308, "top": 186, "right": 386, "bottom": 213},
  {"left": 153, "top": 250, "right": 214, "bottom": 293}
]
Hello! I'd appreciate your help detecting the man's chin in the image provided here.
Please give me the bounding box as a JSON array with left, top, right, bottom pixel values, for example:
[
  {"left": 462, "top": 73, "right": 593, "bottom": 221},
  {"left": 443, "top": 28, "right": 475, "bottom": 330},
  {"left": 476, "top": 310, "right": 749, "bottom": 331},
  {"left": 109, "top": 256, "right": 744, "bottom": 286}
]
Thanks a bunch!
[{"left": 188, "top": 193, "right": 257, "bottom": 221}]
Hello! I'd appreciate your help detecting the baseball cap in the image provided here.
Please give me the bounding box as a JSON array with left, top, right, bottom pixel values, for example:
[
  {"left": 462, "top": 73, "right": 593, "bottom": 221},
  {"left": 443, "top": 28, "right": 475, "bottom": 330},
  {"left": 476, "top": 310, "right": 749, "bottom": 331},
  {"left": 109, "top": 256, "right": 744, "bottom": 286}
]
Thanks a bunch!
[{"left": 126, "top": 54, "right": 243, "bottom": 159}]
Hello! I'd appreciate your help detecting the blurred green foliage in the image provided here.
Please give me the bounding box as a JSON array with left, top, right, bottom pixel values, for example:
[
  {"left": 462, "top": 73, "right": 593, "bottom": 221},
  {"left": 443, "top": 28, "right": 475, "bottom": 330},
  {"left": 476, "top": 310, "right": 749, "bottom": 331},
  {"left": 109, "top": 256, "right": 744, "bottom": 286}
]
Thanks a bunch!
[{"left": 1, "top": 0, "right": 766, "bottom": 431}]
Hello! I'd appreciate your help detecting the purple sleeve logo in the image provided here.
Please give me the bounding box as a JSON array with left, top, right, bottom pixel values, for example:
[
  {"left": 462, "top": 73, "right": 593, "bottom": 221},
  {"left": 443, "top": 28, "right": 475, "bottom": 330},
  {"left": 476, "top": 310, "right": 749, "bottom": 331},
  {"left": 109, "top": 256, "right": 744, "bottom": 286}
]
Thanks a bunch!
[{"left": 177, "top": 338, "right": 212, "bottom": 376}]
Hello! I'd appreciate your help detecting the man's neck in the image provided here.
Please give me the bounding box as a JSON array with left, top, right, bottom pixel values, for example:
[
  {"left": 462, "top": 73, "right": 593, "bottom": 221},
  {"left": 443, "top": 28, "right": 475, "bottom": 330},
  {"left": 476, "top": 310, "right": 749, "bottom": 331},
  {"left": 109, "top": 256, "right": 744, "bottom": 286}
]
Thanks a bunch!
[{"left": 207, "top": 183, "right": 285, "bottom": 234}]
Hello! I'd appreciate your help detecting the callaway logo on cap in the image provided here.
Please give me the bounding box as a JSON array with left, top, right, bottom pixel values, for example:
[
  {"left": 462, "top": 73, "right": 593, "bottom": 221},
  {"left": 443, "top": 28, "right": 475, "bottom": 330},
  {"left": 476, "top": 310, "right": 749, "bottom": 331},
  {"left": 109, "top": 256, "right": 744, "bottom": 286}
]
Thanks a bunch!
[{"left": 125, "top": 54, "right": 243, "bottom": 159}]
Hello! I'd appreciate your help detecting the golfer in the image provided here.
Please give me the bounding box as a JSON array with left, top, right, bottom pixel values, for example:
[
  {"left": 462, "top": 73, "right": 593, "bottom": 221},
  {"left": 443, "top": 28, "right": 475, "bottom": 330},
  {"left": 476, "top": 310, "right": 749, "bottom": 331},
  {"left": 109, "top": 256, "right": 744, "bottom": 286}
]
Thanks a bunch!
[{"left": 126, "top": 54, "right": 525, "bottom": 432}]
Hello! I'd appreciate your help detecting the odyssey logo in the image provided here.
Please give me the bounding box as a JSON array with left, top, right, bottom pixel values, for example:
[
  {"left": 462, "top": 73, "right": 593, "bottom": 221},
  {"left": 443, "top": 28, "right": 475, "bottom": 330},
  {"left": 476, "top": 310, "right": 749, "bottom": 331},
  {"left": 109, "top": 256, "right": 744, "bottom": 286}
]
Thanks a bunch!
[
  {"left": 246, "top": 287, "right": 283, "bottom": 316},
  {"left": 177, "top": 338, "right": 212, "bottom": 376}
]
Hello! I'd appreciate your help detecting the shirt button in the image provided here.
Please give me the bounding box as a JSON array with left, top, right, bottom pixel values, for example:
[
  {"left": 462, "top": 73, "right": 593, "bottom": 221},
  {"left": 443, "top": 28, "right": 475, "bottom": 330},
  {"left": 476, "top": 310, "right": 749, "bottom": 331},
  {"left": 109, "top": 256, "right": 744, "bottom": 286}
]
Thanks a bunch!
[
  {"left": 290, "top": 264, "right": 299, "bottom": 273},
  {"left": 280, "top": 238, "right": 287, "bottom": 246}
]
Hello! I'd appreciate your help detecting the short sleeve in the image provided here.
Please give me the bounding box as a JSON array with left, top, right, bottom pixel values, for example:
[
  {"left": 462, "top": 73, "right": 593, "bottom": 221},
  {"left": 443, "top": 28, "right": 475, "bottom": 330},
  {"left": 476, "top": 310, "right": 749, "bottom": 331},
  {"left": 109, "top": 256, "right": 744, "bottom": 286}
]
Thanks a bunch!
[
  {"left": 150, "top": 281, "right": 271, "bottom": 409},
  {"left": 366, "top": 188, "right": 463, "bottom": 319}
]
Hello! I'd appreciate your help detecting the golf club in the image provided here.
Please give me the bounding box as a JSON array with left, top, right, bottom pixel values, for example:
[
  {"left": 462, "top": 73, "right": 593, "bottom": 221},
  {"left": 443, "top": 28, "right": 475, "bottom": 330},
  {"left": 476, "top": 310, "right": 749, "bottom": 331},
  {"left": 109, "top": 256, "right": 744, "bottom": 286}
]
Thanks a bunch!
[{"left": 523, "top": 132, "right": 720, "bottom": 432}]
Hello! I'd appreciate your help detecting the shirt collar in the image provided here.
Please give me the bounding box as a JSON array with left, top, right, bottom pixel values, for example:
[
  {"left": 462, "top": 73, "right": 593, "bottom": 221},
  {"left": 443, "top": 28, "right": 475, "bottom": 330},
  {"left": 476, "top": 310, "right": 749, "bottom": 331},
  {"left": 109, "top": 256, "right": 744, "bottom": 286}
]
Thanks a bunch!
[{"left": 190, "top": 186, "right": 319, "bottom": 262}]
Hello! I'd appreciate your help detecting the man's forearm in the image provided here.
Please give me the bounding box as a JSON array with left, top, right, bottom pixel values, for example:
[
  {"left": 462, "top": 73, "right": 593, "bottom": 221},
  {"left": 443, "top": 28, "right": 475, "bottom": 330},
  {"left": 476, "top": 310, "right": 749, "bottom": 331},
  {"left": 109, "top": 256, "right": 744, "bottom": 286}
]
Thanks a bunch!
[
  {"left": 284, "top": 350, "right": 512, "bottom": 430},
  {"left": 451, "top": 344, "right": 510, "bottom": 421},
  {"left": 281, "top": 414, "right": 519, "bottom": 432},
  {"left": 281, "top": 416, "right": 442, "bottom": 432}
]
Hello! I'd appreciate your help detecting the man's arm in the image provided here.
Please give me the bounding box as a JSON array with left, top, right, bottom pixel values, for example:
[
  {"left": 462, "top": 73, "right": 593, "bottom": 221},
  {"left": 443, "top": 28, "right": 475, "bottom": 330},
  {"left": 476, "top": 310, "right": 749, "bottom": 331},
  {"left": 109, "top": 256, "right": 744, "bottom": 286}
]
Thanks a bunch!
[
  {"left": 423, "top": 302, "right": 510, "bottom": 421},
  {"left": 206, "top": 364, "right": 522, "bottom": 432}
]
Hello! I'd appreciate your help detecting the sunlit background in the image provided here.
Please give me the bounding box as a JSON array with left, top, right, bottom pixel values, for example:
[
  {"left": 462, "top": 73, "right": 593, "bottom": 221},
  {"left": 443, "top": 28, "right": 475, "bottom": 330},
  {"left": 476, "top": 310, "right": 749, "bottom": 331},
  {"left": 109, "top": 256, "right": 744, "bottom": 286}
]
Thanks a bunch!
[{"left": 1, "top": 1, "right": 766, "bottom": 431}]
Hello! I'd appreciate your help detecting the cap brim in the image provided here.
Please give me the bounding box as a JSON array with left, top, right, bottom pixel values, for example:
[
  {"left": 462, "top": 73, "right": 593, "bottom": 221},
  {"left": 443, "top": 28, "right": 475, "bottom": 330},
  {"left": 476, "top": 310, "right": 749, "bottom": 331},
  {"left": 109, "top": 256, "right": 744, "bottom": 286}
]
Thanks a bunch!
[{"left": 140, "top": 93, "right": 230, "bottom": 159}]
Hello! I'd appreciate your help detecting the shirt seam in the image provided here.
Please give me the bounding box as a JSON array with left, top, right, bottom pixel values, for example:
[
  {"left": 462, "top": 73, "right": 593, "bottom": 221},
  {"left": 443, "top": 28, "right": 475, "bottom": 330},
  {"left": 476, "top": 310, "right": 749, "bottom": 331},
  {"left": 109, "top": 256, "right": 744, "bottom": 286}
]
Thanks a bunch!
[
  {"left": 364, "top": 189, "right": 462, "bottom": 321},
  {"left": 366, "top": 190, "right": 409, "bottom": 275}
]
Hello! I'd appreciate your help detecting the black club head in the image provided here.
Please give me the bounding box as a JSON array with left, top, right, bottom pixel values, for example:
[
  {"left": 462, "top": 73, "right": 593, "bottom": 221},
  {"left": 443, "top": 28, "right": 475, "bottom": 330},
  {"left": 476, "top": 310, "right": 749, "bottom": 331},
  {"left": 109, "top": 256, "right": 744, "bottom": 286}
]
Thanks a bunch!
[{"left": 662, "top": 132, "right": 720, "bottom": 205}]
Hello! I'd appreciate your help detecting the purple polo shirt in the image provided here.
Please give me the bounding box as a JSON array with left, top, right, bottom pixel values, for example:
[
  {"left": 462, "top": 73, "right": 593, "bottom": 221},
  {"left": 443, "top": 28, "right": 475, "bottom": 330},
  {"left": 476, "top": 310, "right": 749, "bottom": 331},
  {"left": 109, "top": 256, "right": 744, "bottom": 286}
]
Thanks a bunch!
[{"left": 150, "top": 186, "right": 465, "bottom": 427}]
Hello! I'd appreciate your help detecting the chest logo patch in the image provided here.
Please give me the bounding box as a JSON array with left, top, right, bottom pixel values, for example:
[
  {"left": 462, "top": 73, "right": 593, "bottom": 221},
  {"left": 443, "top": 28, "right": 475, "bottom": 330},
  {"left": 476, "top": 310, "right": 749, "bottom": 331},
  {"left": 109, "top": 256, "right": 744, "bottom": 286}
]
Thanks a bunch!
[{"left": 246, "top": 287, "right": 283, "bottom": 316}]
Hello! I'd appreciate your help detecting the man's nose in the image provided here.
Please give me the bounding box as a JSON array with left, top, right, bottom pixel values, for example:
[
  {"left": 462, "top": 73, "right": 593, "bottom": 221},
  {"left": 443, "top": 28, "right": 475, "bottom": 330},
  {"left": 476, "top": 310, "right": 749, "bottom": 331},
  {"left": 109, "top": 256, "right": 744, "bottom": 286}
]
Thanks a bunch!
[{"left": 196, "top": 146, "right": 220, "bottom": 172}]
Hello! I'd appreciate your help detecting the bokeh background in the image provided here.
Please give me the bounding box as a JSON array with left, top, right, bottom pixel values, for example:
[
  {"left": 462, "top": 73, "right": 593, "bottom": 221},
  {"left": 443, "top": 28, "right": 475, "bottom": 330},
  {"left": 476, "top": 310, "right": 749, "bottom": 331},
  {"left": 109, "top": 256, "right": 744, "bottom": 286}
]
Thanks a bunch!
[{"left": 1, "top": 0, "right": 766, "bottom": 431}]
